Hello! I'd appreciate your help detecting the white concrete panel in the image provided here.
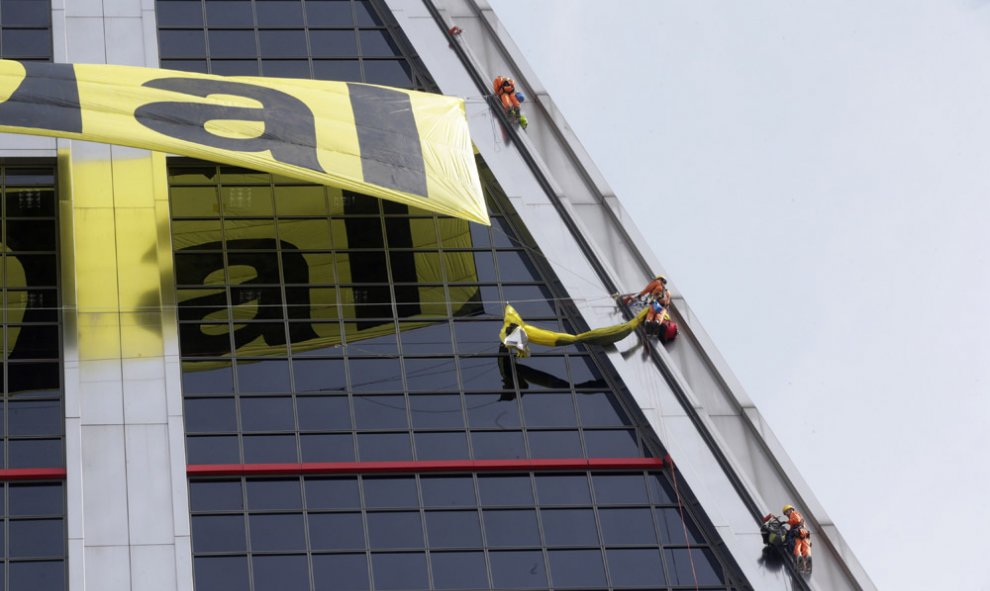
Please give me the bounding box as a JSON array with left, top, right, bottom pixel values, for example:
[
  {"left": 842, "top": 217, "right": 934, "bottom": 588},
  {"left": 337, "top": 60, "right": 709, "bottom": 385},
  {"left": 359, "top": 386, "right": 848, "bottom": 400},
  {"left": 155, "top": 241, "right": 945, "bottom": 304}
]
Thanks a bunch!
[
  {"left": 79, "top": 376, "right": 124, "bottom": 425},
  {"left": 173, "top": 535, "right": 195, "bottom": 591},
  {"left": 85, "top": 545, "right": 132, "bottom": 591},
  {"left": 64, "top": 17, "right": 108, "bottom": 62},
  {"left": 167, "top": 415, "right": 190, "bottom": 537},
  {"left": 142, "top": 9, "right": 161, "bottom": 66},
  {"left": 65, "top": 416, "right": 84, "bottom": 539},
  {"left": 64, "top": 361, "right": 81, "bottom": 419},
  {"left": 124, "top": 425, "right": 175, "bottom": 545},
  {"left": 123, "top": 358, "right": 165, "bottom": 381},
  {"left": 104, "top": 0, "right": 143, "bottom": 18},
  {"left": 164, "top": 356, "right": 184, "bottom": 417},
  {"left": 123, "top": 378, "right": 168, "bottom": 425},
  {"left": 81, "top": 425, "right": 130, "bottom": 546},
  {"left": 68, "top": 538, "right": 85, "bottom": 591},
  {"left": 131, "top": 545, "right": 178, "bottom": 591},
  {"left": 105, "top": 17, "right": 148, "bottom": 65},
  {"left": 65, "top": 0, "right": 104, "bottom": 18}
]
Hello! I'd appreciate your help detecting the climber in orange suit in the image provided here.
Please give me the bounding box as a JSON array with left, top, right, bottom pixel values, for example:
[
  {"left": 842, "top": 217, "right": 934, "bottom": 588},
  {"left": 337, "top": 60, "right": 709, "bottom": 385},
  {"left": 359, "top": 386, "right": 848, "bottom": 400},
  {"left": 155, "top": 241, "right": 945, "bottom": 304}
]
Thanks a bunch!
[
  {"left": 783, "top": 504, "right": 812, "bottom": 571},
  {"left": 623, "top": 275, "right": 671, "bottom": 327},
  {"left": 493, "top": 76, "right": 522, "bottom": 116}
]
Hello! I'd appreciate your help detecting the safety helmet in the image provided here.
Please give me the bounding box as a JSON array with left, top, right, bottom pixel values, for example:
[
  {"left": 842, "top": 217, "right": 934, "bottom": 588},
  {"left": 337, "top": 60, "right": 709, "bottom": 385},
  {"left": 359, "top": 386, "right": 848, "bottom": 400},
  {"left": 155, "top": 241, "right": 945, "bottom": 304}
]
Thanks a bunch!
[
  {"left": 659, "top": 320, "right": 678, "bottom": 343},
  {"left": 655, "top": 274, "right": 667, "bottom": 284},
  {"left": 515, "top": 91, "right": 525, "bottom": 102},
  {"left": 782, "top": 504, "right": 795, "bottom": 514}
]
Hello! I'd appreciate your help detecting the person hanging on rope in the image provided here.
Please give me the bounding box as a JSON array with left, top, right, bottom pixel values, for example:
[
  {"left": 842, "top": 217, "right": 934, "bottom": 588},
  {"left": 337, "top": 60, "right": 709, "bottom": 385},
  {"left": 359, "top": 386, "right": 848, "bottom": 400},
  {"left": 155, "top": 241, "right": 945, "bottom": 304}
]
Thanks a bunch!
[
  {"left": 620, "top": 274, "right": 677, "bottom": 341},
  {"left": 493, "top": 75, "right": 527, "bottom": 128},
  {"left": 782, "top": 504, "right": 812, "bottom": 573}
]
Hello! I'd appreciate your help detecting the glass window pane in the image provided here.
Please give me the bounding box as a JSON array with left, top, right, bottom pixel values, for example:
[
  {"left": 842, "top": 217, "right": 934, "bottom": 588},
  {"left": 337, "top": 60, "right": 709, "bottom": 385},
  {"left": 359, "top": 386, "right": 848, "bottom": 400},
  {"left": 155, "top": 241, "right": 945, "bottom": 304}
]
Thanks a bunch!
[
  {"left": 189, "top": 480, "right": 243, "bottom": 512},
  {"left": 577, "top": 392, "right": 631, "bottom": 426},
  {"left": 656, "top": 507, "right": 703, "bottom": 545},
  {"left": 310, "top": 29, "right": 357, "bottom": 57},
  {"left": 156, "top": 1, "right": 202, "bottom": 27},
  {"left": 398, "top": 322, "right": 453, "bottom": 355},
  {"left": 648, "top": 473, "right": 676, "bottom": 504},
  {"left": 8, "top": 399, "right": 61, "bottom": 436},
  {"left": 208, "top": 29, "right": 257, "bottom": 58},
  {"left": 465, "top": 393, "right": 519, "bottom": 429},
  {"left": 306, "top": 477, "right": 360, "bottom": 509},
  {"left": 259, "top": 30, "right": 307, "bottom": 57},
  {"left": 306, "top": 1, "right": 353, "bottom": 26},
  {"left": 293, "top": 358, "right": 347, "bottom": 392},
  {"left": 358, "top": 30, "right": 398, "bottom": 57},
  {"left": 192, "top": 515, "right": 246, "bottom": 552},
  {"left": 9, "top": 561, "right": 64, "bottom": 591},
  {"left": 541, "top": 508, "right": 599, "bottom": 547},
  {"left": 527, "top": 430, "right": 582, "bottom": 459},
  {"left": 426, "top": 511, "right": 482, "bottom": 548},
  {"left": 160, "top": 29, "right": 206, "bottom": 58},
  {"left": 195, "top": 556, "right": 249, "bottom": 591},
  {"left": 312, "top": 554, "right": 369, "bottom": 591},
  {"left": 313, "top": 59, "right": 362, "bottom": 82},
  {"left": 363, "top": 60, "right": 413, "bottom": 88},
  {"left": 9, "top": 519, "right": 63, "bottom": 557},
  {"left": 253, "top": 555, "right": 309, "bottom": 591},
  {"left": 240, "top": 396, "right": 294, "bottom": 432},
  {"left": 414, "top": 432, "right": 468, "bottom": 460},
  {"left": 593, "top": 473, "right": 649, "bottom": 505},
  {"left": 348, "top": 358, "right": 402, "bottom": 392},
  {"left": 210, "top": 59, "right": 259, "bottom": 76},
  {"left": 353, "top": 395, "right": 406, "bottom": 429},
  {"left": 404, "top": 358, "right": 458, "bottom": 391},
  {"left": 483, "top": 509, "right": 539, "bottom": 547},
  {"left": 297, "top": 395, "right": 350, "bottom": 430},
  {"left": 535, "top": 474, "right": 591, "bottom": 506},
  {"left": 247, "top": 479, "right": 301, "bottom": 510},
  {"left": 249, "top": 513, "right": 306, "bottom": 551},
  {"left": 183, "top": 362, "right": 234, "bottom": 394},
  {"left": 478, "top": 475, "right": 532, "bottom": 506},
  {"left": 371, "top": 553, "right": 428, "bottom": 591},
  {"left": 363, "top": 476, "right": 417, "bottom": 508},
  {"left": 472, "top": 431, "right": 524, "bottom": 460},
  {"left": 521, "top": 393, "right": 575, "bottom": 427},
  {"left": 357, "top": 432, "right": 411, "bottom": 461},
  {"left": 186, "top": 435, "right": 240, "bottom": 464},
  {"left": 9, "top": 439, "right": 62, "bottom": 468},
  {"left": 584, "top": 430, "right": 641, "bottom": 458},
  {"left": 367, "top": 511, "right": 423, "bottom": 549},
  {"left": 421, "top": 476, "right": 475, "bottom": 507},
  {"left": 255, "top": 1, "right": 304, "bottom": 27},
  {"left": 606, "top": 549, "right": 665, "bottom": 588},
  {"left": 236, "top": 360, "right": 290, "bottom": 392},
  {"left": 243, "top": 434, "right": 297, "bottom": 462},
  {"left": 9, "top": 483, "right": 63, "bottom": 516},
  {"left": 599, "top": 508, "right": 657, "bottom": 545},
  {"left": 663, "top": 548, "right": 724, "bottom": 586},
  {"left": 261, "top": 59, "right": 311, "bottom": 78},
  {"left": 549, "top": 549, "right": 606, "bottom": 589},
  {"left": 309, "top": 512, "right": 364, "bottom": 550},
  {"left": 490, "top": 551, "right": 546, "bottom": 590},
  {"left": 301, "top": 433, "right": 354, "bottom": 461},
  {"left": 430, "top": 551, "right": 487, "bottom": 590},
  {"left": 409, "top": 394, "right": 462, "bottom": 429}
]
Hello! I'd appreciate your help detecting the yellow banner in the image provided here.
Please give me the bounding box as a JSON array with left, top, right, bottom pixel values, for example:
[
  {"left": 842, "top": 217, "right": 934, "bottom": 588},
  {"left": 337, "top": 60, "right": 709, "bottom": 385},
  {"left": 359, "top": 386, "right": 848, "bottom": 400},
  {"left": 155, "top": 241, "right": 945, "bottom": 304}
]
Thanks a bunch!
[
  {"left": 500, "top": 304, "right": 647, "bottom": 357},
  {"left": 0, "top": 60, "right": 488, "bottom": 224}
]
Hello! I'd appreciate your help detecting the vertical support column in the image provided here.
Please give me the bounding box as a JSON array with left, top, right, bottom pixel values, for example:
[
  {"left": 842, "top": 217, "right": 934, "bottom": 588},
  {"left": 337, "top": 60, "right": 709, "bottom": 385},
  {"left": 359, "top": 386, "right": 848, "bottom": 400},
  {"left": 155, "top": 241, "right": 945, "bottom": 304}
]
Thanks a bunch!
[{"left": 58, "top": 0, "right": 193, "bottom": 590}]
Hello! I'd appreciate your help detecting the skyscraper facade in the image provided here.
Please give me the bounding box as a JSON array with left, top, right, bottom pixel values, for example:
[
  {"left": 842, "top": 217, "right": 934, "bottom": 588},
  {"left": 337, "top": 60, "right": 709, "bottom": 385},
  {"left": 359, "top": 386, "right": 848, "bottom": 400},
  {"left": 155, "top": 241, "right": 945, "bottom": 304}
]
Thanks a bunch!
[{"left": 0, "top": 0, "right": 874, "bottom": 590}]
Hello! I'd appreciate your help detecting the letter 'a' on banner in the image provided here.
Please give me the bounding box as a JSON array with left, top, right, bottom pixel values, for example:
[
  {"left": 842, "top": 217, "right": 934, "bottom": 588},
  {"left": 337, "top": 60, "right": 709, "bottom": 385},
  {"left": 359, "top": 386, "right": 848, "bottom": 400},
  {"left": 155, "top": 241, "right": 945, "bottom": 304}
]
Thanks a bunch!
[{"left": 0, "top": 59, "right": 488, "bottom": 224}]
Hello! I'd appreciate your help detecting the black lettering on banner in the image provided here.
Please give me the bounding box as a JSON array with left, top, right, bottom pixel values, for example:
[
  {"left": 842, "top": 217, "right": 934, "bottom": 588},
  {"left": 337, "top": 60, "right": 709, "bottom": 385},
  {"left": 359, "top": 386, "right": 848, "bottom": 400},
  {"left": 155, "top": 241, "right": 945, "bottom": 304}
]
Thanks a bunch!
[
  {"left": 343, "top": 193, "right": 420, "bottom": 330},
  {"left": 0, "top": 61, "right": 82, "bottom": 133},
  {"left": 347, "top": 83, "right": 428, "bottom": 197},
  {"left": 177, "top": 239, "right": 318, "bottom": 356},
  {"left": 135, "top": 78, "right": 323, "bottom": 173}
]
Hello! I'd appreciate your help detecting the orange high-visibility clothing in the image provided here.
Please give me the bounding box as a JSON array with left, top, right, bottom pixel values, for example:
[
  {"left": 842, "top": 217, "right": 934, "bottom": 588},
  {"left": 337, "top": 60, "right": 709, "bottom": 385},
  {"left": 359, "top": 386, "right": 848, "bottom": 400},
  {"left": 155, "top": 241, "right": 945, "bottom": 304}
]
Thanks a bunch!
[
  {"left": 787, "top": 511, "right": 811, "bottom": 558},
  {"left": 494, "top": 76, "right": 521, "bottom": 111},
  {"left": 637, "top": 279, "right": 670, "bottom": 307}
]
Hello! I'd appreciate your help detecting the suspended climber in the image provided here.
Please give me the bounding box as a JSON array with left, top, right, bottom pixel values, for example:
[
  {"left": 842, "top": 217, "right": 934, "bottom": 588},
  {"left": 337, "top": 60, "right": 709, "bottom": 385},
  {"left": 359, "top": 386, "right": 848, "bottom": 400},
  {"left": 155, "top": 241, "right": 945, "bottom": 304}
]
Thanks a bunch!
[
  {"left": 619, "top": 275, "right": 678, "bottom": 343},
  {"left": 493, "top": 75, "right": 528, "bottom": 128},
  {"left": 783, "top": 504, "right": 812, "bottom": 573}
]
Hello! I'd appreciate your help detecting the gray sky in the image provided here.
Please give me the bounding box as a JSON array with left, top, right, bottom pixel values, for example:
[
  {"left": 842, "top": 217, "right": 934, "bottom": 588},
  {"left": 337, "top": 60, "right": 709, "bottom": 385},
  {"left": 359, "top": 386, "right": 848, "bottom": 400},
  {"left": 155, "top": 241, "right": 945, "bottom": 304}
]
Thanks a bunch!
[{"left": 488, "top": 1, "right": 990, "bottom": 589}]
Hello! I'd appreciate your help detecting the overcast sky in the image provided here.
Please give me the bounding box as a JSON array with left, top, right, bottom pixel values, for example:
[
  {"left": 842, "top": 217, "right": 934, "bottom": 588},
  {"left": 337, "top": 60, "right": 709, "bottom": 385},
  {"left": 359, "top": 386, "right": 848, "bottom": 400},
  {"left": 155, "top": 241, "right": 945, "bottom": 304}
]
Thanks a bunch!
[{"left": 488, "top": 1, "right": 990, "bottom": 589}]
